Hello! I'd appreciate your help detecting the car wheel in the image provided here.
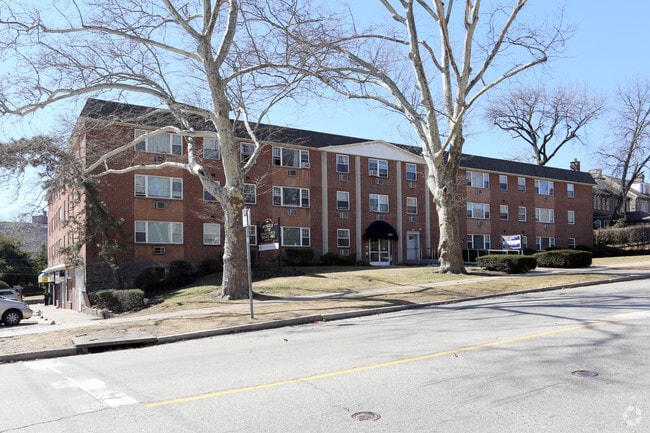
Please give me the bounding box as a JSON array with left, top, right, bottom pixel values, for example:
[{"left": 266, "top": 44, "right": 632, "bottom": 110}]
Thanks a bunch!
[{"left": 2, "top": 309, "right": 22, "bottom": 326}]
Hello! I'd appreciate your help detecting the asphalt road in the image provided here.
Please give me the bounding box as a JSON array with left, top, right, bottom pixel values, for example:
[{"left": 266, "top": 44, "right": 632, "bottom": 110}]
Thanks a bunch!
[{"left": 2, "top": 279, "right": 649, "bottom": 432}]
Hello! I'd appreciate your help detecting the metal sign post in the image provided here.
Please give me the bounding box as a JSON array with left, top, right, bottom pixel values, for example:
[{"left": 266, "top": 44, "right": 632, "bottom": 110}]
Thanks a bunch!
[{"left": 242, "top": 208, "right": 254, "bottom": 319}]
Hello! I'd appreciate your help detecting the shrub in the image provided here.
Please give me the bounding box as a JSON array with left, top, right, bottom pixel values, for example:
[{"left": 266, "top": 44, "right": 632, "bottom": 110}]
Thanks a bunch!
[
  {"left": 197, "top": 256, "right": 223, "bottom": 276},
  {"left": 166, "top": 260, "right": 195, "bottom": 286},
  {"left": 282, "top": 248, "right": 314, "bottom": 266},
  {"left": 534, "top": 250, "right": 592, "bottom": 268},
  {"left": 476, "top": 255, "right": 537, "bottom": 274},
  {"left": 320, "top": 252, "right": 357, "bottom": 266},
  {"left": 134, "top": 266, "right": 166, "bottom": 292},
  {"left": 89, "top": 289, "right": 145, "bottom": 313},
  {"left": 0, "top": 281, "right": 9, "bottom": 290}
]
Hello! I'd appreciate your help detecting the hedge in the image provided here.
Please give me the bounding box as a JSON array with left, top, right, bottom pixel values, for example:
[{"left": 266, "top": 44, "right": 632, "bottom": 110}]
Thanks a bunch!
[
  {"left": 534, "top": 250, "right": 592, "bottom": 268},
  {"left": 476, "top": 255, "right": 537, "bottom": 274},
  {"left": 89, "top": 289, "right": 145, "bottom": 313}
]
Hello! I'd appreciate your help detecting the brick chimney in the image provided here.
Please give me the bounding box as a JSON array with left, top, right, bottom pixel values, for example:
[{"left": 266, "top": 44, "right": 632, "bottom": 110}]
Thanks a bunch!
[{"left": 570, "top": 158, "right": 580, "bottom": 172}]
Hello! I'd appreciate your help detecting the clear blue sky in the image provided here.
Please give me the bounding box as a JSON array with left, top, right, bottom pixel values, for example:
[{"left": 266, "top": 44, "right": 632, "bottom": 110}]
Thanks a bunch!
[{"left": 1, "top": 1, "right": 647, "bottom": 220}]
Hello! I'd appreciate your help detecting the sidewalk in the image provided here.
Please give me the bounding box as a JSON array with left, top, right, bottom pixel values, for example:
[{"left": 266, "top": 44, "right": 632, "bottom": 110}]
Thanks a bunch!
[{"left": 1, "top": 264, "right": 649, "bottom": 363}]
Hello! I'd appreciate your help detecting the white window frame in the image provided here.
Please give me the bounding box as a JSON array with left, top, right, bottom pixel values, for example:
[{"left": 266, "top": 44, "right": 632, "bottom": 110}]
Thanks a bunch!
[
  {"left": 536, "top": 236, "right": 556, "bottom": 251},
  {"left": 202, "top": 181, "right": 221, "bottom": 202},
  {"left": 535, "top": 180, "right": 555, "bottom": 195},
  {"left": 567, "top": 183, "right": 575, "bottom": 198},
  {"left": 518, "top": 177, "right": 526, "bottom": 192},
  {"left": 272, "top": 146, "right": 310, "bottom": 168},
  {"left": 244, "top": 183, "right": 257, "bottom": 205},
  {"left": 248, "top": 225, "right": 258, "bottom": 246},
  {"left": 337, "top": 191, "right": 350, "bottom": 210},
  {"left": 203, "top": 223, "right": 221, "bottom": 245},
  {"left": 405, "top": 163, "right": 417, "bottom": 181},
  {"left": 240, "top": 142, "right": 254, "bottom": 163},
  {"left": 467, "top": 202, "right": 490, "bottom": 219},
  {"left": 500, "top": 204, "right": 509, "bottom": 220},
  {"left": 406, "top": 197, "right": 418, "bottom": 215},
  {"left": 203, "top": 138, "right": 221, "bottom": 160},
  {"left": 337, "top": 229, "right": 351, "bottom": 248},
  {"left": 518, "top": 206, "right": 527, "bottom": 222},
  {"left": 568, "top": 237, "right": 576, "bottom": 249},
  {"left": 135, "top": 129, "right": 182, "bottom": 155},
  {"left": 336, "top": 154, "right": 350, "bottom": 173},
  {"left": 499, "top": 175, "right": 508, "bottom": 191},
  {"left": 135, "top": 221, "right": 183, "bottom": 244},
  {"left": 535, "top": 208, "right": 555, "bottom": 223},
  {"left": 467, "top": 171, "right": 490, "bottom": 188},
  {"left": 568, "top": 210, "right": 576, "bottom": 225},
  {"left": 273, "top": 186, "right": 310, "bottom": 208},
  {"left": 467, "top": 234, "right": 491, "bottom": 250},
  {"left": 135, "top": 175, "right": 183, "bottom": 199},
  {"left": 281, "top": 226, "right": 310, "bottom": 247},
  {"left": 369, "top": 194, "right": 389, "bottom": 213},
  {"left": 369, "top": 159, "right": 388, "bottom": 178}
]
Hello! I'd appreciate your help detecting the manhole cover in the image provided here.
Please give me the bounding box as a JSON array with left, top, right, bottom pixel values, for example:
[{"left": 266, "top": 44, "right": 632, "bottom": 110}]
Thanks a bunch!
[
  {"left": 351, "top": 411, "right": 381, "bottom": 421},
  {"left": 572, "top": 370, "right": 599, "bottom": 377}
]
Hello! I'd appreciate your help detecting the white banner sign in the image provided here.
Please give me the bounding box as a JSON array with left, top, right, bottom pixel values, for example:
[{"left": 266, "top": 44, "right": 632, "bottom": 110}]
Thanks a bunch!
[{"left": 501, "top": 235, "right": 522, "bottom": 250}]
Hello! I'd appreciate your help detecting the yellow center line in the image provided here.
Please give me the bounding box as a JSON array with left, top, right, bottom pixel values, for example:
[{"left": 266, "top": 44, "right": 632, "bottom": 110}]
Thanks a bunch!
[{"left": 146, "top": 317, "right": 628, "bottom": 408}]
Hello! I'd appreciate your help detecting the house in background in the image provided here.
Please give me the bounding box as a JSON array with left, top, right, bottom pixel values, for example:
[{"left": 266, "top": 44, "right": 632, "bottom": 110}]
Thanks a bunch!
[
  {"left": 44, "top": 99, "right": 595, "bottom": 310},
  {"left": 590, "top": 169, "right": 650, "bottom": 227}
]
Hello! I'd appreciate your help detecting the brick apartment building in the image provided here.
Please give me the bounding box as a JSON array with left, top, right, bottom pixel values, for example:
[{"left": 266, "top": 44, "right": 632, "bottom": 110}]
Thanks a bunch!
[{"left": 44, "top": 99, "right": 594, "bottom": 310}]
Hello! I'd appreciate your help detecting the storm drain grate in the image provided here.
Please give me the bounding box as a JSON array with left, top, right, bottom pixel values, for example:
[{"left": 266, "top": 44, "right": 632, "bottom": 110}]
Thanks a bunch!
[
  {"left": 572, "top": 370, "right": 599, "bottom": 377},
  {"left": 351, "top": 411, "right": 381, "bottom": 421}
]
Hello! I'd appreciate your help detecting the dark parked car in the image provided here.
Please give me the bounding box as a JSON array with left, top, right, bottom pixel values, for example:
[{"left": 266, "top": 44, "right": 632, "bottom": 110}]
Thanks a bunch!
[{"left": 0, "top": 296, "right": 33, "bottom": 326}]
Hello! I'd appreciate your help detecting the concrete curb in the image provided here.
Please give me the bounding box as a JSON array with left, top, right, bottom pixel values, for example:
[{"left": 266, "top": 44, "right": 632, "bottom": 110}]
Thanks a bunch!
[{"left": 2, "top": 272, "right": 649, "bottom": 364}]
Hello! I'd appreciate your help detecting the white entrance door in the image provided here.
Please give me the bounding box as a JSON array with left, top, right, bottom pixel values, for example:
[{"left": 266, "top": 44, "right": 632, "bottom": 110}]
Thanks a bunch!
[
  {"left": 369, "top": 239, "right": 392, "bottom": 266},
  {"left": 406, "top": 231, "right": 420, "bottom": 263}
]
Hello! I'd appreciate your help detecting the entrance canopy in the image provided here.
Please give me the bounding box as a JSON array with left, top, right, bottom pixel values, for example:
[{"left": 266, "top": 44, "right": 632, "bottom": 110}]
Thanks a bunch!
[{"left": 364, "top": 220, "right": 398, "bottom": 240}]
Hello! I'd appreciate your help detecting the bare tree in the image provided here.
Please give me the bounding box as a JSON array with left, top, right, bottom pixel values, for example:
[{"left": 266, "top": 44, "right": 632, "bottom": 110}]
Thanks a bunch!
[
  {"left": 0, "top": 0, "right": 325, "bottom": 299},
  {"left": 485, "top": 84, "right": 604, "bottom": 166},
  {"left": 296, "top": 0, "right": 568, "bottom": 273},
  {"left": 598, "top": 78, "right": 650, "bottom": 225}
]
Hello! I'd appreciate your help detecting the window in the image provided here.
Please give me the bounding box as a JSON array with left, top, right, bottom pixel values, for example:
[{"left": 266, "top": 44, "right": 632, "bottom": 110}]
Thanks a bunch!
[
  {"left": 272, "top": 147, "right": 310, "bottom": 168},
  {"left": 135, "top": 175, "right": 183, "bottom": 199},
  {"left": 135, "top": 130, "right": 182, "bottom": 155},
  {"left": 568, "top": 238, "right": 576, "bottom": 249},
  {"left": 135, "top": 221, "right": 183, "bottom": 244},
  {"left": 467, "top": 234, "right": 491, "bottom": 250},
  {"left": 244, "top": 183, "right": 257, "bottom": 205},
  {"left": 535, "top": 180, "right": 554, "bottom": 195},
  {"left": 248, "top": 225, "right": 257, "bottom": 246},
  {"left": 466, "top": 202, "right": 490, "bottom": 219},
  {"left": 406, "top": 197, "right": 418, "bottom": 214},
  {"left": 369, "top": 159, "right": 388, "bottom": 177},
  {"left": 535, "top": 208, "right": 555, "bottom": 223},
  {"left": 281, "top": 227, "right": 310, "bottom": 247},
  {"left": 405, "top": 163, "right": 417, "bottom": 181},
  {"left": 203, "top": 223, "right": 221, "bottom": 245},
  {"left": 337, "top": 191, "right": 350, "bottom": 210},
  {"left": 518, "top": 177, "right": 526, "bottom": 192},
  {"left": 518, "top": 206, "right": 527, "bottom": 222},
  {"left": 536, "top": 237, "right": 556, "bottom": 251},
  {"left": 369, "top": 194, "right": 389, "bottom": 213},
  {"left": 240, "top": 143, "right": 254, "bottom": 163},
  {"left": 273, "top": 186, "right": 310, "bottom": 207},
  {"left": 337, "top": 229, "right": 350, "bottom": 248},
  {"left": 203, "top": 138, "right": 220, "bottom": 160},
  {"left": 336, "top": 155, "right": 349, "bottom": 173},
  {"left": 500, "top": 205, "right": 509, "bottom": 220},
  {"left": 567, "top": 183, "right": 575, "bottom": 198},
  {"left": 467, "top": 171, "right": 490, "bottom": 188},
  {"left": 499, "top": 175, "right": 508, "bottom": 191},
  {"left": 568, "top": 210, "right": 576, "bottom": 225},
  {"left": 202, "top": 181, "right": 221, "bottom": 202}
]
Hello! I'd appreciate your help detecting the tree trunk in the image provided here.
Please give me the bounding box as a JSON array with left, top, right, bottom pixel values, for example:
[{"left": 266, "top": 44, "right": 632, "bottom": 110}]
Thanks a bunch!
[
  {"left": 220, "top": 198, "right": 250, "bottom": 299},
  {"left": 431, "top": 174, "right": 466, "bottom": 274}
]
